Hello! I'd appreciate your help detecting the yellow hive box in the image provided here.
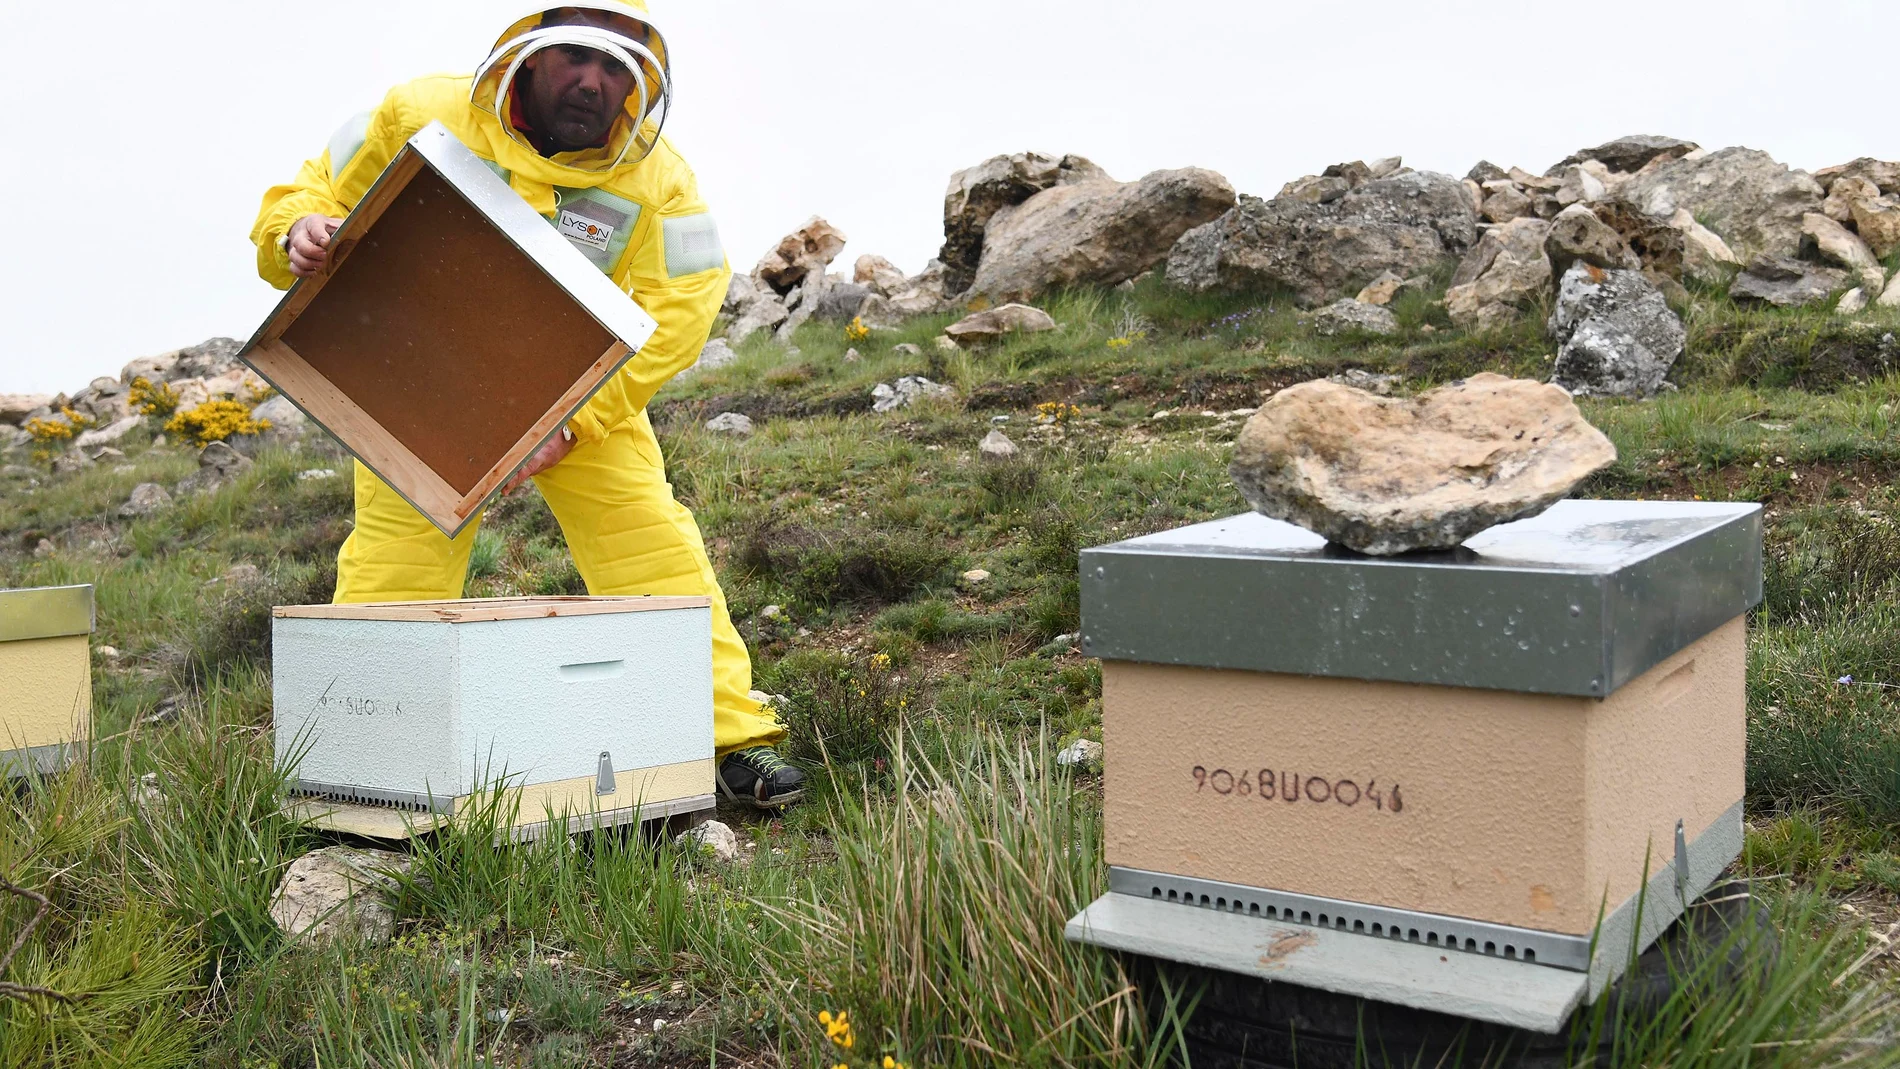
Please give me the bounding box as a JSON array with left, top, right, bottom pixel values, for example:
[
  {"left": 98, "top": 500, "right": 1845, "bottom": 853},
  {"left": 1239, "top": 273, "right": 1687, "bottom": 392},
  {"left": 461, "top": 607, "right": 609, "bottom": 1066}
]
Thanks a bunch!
[{"left": 1, "top": 585, "right": 94, "bottom": 776}]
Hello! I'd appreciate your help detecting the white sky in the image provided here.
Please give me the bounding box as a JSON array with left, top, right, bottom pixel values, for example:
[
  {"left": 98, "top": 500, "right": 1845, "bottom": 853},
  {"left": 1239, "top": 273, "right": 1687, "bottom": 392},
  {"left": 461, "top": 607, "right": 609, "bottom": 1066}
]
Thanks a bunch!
[{"left": 2, "top": 0, "right": 1895, "bottom": 394}]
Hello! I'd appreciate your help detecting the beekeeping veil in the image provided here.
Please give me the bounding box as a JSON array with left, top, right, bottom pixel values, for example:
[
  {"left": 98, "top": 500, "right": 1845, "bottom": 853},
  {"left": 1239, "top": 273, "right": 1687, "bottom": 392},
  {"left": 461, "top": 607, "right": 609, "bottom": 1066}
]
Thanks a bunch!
[{"left": 471, "top": 2, "right": 672, "bottom": 171}]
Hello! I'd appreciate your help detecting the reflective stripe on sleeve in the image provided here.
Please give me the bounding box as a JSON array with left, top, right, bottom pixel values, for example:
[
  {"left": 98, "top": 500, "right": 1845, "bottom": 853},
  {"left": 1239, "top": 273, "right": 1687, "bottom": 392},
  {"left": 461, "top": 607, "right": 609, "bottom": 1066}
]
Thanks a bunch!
[
  {"left": 662, "top": 213, "right": 725, "bottom": 277},
  {"left": 326, "top": 111, "right": 374, "bottom": 181}
]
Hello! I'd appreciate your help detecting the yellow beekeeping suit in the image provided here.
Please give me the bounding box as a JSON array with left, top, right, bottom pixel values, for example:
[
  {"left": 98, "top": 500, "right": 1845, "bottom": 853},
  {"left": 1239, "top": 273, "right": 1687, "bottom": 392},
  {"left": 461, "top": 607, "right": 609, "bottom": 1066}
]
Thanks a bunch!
[{"left": 249, "top": 1, "right": 782, "bottom": 754}]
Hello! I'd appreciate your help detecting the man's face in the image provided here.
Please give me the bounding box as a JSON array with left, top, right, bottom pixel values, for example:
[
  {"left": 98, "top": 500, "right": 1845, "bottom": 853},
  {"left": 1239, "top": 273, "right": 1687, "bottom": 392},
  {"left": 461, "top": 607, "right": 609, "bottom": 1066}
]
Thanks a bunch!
[{"left": 520, "top": 9, "right": 647, "bottom": 152}]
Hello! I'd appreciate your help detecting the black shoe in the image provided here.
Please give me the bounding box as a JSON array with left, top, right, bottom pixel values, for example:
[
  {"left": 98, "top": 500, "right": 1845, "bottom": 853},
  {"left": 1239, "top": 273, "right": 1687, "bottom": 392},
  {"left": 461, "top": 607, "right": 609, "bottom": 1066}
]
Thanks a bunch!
[{"left": 717, "top": 747, "right": 807, "bottom": 809}]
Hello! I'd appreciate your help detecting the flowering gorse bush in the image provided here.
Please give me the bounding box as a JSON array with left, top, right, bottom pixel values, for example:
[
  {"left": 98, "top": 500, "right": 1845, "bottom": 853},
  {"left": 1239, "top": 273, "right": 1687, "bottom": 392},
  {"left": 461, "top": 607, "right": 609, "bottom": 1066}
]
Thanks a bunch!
[
  {"left": 164, "top": 400, "right": 270, "bottom": 447},
  {"left": 23, "top": 405, "right": 93, "bottom": 444},
  {"left": 1034, "top": 401, "right": 1081, "bottom": 425},
  {"left": 845, "top": 316, "right": 872, "bottom": 343},
  {"left": 128, "top": 376, "right": 181, "bottom": 417}
]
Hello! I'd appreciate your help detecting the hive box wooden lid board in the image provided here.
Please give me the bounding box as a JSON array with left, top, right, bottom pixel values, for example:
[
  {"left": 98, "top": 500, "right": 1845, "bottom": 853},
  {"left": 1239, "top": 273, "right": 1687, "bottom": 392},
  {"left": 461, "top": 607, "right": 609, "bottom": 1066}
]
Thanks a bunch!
[
  {"left": 1, "top": 584, "right": 95, "bottom": 775},
  {"left": 272, "top": 596, "right": 714, "bottom": 812},
  {"left": 239, "top": 122, "right": 659, "bottom": 537}
]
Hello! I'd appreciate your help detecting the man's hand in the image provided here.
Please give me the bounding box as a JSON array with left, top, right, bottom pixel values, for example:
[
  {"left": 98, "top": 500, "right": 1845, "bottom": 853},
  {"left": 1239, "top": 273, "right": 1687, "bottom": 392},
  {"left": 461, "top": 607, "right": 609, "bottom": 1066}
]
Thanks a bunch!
[
  {"left": 503, "top": 429, "right": 576, "bottom": 495},
  {"left": 286, "top": 215, "right": 344, "bottom": 277}
]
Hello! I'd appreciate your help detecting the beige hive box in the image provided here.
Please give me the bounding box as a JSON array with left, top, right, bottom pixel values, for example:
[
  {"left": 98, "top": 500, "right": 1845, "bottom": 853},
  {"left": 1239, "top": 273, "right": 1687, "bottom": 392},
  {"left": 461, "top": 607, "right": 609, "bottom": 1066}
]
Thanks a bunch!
[
  {"left": 1066, "top": 500, "right": 1762, "bottom": 1033},
  {"left": 273, "top": 596, "right": 716, "bottom": 841},
  {"left": 1, "top": 585, "right": 94, "bottom": 776},
  {"left": 238, "top": 121, "right": 658, "bottom": 538}
]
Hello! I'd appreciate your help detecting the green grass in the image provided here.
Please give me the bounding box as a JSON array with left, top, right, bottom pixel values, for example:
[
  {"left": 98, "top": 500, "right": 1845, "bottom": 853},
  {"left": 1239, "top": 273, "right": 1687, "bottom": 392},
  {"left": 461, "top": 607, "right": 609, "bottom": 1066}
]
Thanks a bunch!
[{"left": 4, "top": 277, "right": 1900, "bottom": 1065}]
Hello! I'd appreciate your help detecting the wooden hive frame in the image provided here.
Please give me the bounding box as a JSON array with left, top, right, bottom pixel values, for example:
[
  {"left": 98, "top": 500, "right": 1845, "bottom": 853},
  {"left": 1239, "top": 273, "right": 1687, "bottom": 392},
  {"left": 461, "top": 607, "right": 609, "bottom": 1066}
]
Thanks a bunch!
[{"left": 238, "top": 122, "right": 658, "bottom": 537}]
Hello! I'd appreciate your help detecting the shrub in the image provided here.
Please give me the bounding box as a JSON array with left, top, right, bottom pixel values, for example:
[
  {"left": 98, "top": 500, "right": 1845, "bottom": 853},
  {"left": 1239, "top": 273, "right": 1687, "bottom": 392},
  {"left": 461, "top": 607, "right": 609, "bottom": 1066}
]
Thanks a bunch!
[
  {"left": 737, "top": 523, "right": 952, "bottom": 608},
  {"left": 128, "top": 377, "right": 179, "bottom": 417},
  {"left": 164, "top": 399, "right": 269, "bottom": 447},
  {"left": 762, "top": 649, "right": 913, "bottom": 765}
]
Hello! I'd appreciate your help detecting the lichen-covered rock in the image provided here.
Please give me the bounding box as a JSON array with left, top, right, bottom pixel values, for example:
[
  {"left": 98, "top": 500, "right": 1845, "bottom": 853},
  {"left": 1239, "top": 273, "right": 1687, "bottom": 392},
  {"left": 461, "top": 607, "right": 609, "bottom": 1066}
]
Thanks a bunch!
[
  {"left": 1728, "top": 255, "right": 1848, "bottom": 308},
  {"left": 1311, "top": 298, "right": 1397, "bottom": 336},
  {"left": 871, "top": 376, "right": 954, "bottom": 413},
  {"left": 118, "top": 482, "right": 172, "bottom": 518},
  {"left": 269, "top": 846, "right": 411, "bottom": 945},
  {"left": 1446, "top": 218, "right": 1552, "bottom": 328},
  {"left": 705, "top": 412, "right": 754, "bottom": 436},
  {"left": 1544, "top": 204, "right": 1640, "bottom": 277},
  {"left": 969, "top": 167, "right": 1235, "bottom": 303},
  {"left": 939, "top": 152, "right": 1109, "bottom": 294},
  {"left": 1547, "top": 264, "right": 1686, "bottom": 397},
  {"left": 1167, "top": 171, "right": 1477, "bottom": 307},
  {"left": 1229, "top": 373, "right": 1616, "bottom": 555},
  {"left": 1616, "top": 147, "right": 1823, "bottom": 260}
]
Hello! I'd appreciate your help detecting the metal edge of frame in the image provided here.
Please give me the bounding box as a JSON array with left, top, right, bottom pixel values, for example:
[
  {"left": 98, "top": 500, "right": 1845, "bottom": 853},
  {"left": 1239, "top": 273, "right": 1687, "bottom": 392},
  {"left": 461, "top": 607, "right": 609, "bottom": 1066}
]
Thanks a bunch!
[
  {"left": 0, "top": 742, "right": 86, "bottom": 778},
  {"left": 0, "top": 584, "right": 95, "bottom": 643},
  {"left": 505, "top": 792, "right": 716, "bottom": 844},
  {"left": 1067, "top": 799, "right": 1745, "bottom": 1031},
  {"left": 1065, "top": 892, "right": 1589, "bottom": 1034},
  {"left": 1605, "top": 508, "right": 1764, "bottom": 694}
]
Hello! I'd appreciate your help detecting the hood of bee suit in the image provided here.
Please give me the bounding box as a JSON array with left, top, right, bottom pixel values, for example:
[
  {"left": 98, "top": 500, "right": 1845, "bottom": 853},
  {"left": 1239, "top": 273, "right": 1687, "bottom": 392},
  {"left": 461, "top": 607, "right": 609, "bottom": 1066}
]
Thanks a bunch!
[{"left": 471, "top": 1, "right": 672, "bottom": 180}]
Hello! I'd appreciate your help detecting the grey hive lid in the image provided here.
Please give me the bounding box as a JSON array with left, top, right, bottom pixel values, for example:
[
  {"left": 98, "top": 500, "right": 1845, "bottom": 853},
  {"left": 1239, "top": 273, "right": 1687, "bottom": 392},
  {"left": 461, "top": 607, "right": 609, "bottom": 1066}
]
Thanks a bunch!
[{"left": 1080, "top": 499, "right": 1762, "bottom": 697}]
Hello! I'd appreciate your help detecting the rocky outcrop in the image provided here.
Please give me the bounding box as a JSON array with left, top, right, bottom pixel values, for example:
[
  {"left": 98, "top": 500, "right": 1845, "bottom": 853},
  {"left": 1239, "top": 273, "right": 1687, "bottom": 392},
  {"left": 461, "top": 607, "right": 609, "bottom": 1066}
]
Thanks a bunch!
[
  {"left": 1547, "top": 264, "right": 1685, "bottom": 397},
  {"left": 939, "top": 152, "right": 1109, "bottom": 295},
  {"left": 1800, "top": 213, "right": 1885, "bottom": 295},
  {"left": 1446, "top": 217, "right": 1552, "bottom": 329},
  {"left": 943, "top": 304, "right": 1057, "bottom": 347},
  {"left": 969, "top": 168, "right": 1235, "bottom": 303},
  {"left": 1229, "top": 373, "right": 1616, "bottom": 555},
  {"left": 871, "top": 376, "right": 954, "bottom": 412},
  {"left": 753, "top": 217, "right": 847, "bottom": 295},
  {"left": 1548, "top": 136, "right": 1700, "bottom": 176},
  {"left": 0, "top": 394, "right": 55, "bottom": 426},
  {"left": 1616, "top": 147, "right": 1823, "bottom": 260},
  {"left": 1668, "top": 209, "right": 1743, "bottom": 283},
  {"left": 1168, "top": 170, "right": 1477, "bottom": 307},
  {"left": 853, "top": 254, "right": 909, "bottom": 296},
  {"left": 1728, "top": 255, "right": 1848, "bottom": 308}
]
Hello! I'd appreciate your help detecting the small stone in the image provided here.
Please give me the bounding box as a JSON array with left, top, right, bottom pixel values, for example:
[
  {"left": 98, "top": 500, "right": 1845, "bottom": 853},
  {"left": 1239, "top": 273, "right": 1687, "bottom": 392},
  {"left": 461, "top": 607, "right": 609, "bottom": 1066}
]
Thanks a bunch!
[
  {"left": 759, "top": 604, "right": 783, "bottom": 619},
  {"left": 990, "top": 414, "right": 1010, "bottom": 424},
  {"left": 74, "top": 414, "right": 145, "bottom": 450},
  {"left": 51, "top": 450, "right": 92, "bottom": 476},
  {"left": 1327, "top": 369, "right": 1401, "bottom": 395},
  {"left": 684, "top": 819, "right": 741, "bottom": 862},
  {"left": 32, "top": 538, "right": 54, "bottom": 557},
  {"left": 934, "top": 335, "right": 960, "bottom": 353},
  {"left": 871, "top": 376, "right": 954, "bottom": 413},
  {"left": 960, "top": 568, "right": 992, "bottom": 584},
  {"left": 705, "top": 412, "right": 754, "bottom": 436},
  {"left": 116, "top": 482, "right": 172, "bottom": 518},
  {"left": 1355, "top": 271, "right": 1405, "bottom": 306},
  {"left": 1229, "top": 373, "right": 1617, "bottom": 555},
  {"left": 91, "top": 447, "right": 125, "bottom": 462},
  {"left": 223, "top": 563, "right": 262, "bottom": 587},
  {"left": 1056, "top": 739, "right": 1104, "bottom": 768},
  {"left": 749, "top": 689, "right": 788, "bottom": 708},
  {"left": 269, "top": 846, "right": 411, "bottom": 945},
  {"left": 1545, "top": 204, "right": 1639, "bottom": 277},
  {"left": 892, "top": 342, "right": 923, "bottom": 356},
  {"left": 1838, "top": 288, "right": 1870, "bottom": 315},
  {"left": 978, "top": 429, "right": 1019, "bottom": 460},
  {"left": 1312, "top": 298, "right": 1397, "bottom": 336},
  {"left": 298, "top": 468, "right": 338, "bottom": 481},
  {"left": 943, "top": 304, "right": 1057, "bottom": 347},
  {"left": 842, "top": 347, "right": 862, "bottom": 363},
  {"left": 96, "top": 645, "right": 120, "bottom": 660}
]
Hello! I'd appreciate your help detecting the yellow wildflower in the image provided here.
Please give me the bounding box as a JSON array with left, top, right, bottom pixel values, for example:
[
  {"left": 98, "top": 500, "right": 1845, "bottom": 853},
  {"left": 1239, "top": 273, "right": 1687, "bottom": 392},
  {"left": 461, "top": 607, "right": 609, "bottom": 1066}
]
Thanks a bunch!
[
  {"left": 128, "top": 376, "right": 180, "bottom": 417},
  {"left": 165, "top": 399, "right": 270, "bottom": 447},
  {"left": 845, "top": 316, "right": 871, "bottom": 342}
]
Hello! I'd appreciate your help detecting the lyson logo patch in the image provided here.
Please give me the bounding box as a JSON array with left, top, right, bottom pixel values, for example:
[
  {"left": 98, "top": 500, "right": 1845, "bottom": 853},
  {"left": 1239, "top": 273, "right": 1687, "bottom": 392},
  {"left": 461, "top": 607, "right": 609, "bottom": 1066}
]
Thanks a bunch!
[{"left": 557, "top": 209, "right": 614, "bottom": 251}]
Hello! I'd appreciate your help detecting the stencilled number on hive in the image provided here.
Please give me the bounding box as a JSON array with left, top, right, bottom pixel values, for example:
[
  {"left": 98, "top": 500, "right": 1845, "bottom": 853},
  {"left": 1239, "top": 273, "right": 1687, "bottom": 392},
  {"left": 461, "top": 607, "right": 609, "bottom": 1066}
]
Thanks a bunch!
[
  {"left": 1191, "top": 766, "right": 1403, "bottom": 812},
  {"left": 314, "top": 692, "right": 406, "bottom": 718}
]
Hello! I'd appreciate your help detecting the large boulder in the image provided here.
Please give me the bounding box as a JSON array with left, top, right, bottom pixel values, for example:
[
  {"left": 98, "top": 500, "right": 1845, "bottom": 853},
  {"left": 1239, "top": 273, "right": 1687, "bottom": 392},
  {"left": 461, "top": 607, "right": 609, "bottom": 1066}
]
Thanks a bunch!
[
  {"left": 726, "top": 295, "right": 788, "bottom": 344},
  {"left": 0, "top": 394, "right": 55, "bottom": 426},
  {"left": 1547, "top": 264, "right": 1685, "bottom": 397},
  {"left": 1800, "top": 213, "right": 1885, "bottom": 294},
  {"left": 853, "top": 254, "right": 909, "bottom": 296},
  {"left": 753, "top": 217, "right": 847, "bottom": 295},
  {"left": 1445, "top": 217, "right": 1553, "bottom": 329},
  {"left": 1813, "top": 158, "right": 1900, "bottom": 195},
  {"left": 269, "top": 846, "right": 411, "bottom": 946},
  {"left": 167, "top": 338, "right": 243, "bottom": 381},
  {"left": 1547, "top": 135, "right": 1700, "bottom": 176},
  {"left": 1847, "top": 191, "right": 1900, "bottom": 259},
  {"left": 1544, "top": 204, "right": 1640, "bottom": 277},
  {"left": 120, "top": 352, "right": 179, "bottom": 385},
  {"left": 969, "top": 167, "right": 1235, "bottom": 303},
  {"left": 1666, "top": 209, "right": 1742, "bottom": 284},
  {"left": 939, "top": 152, "right": 1109, "bottom": 294},
  {"left": 1168, "top": 170, "right": 1477, "bottom": 307},
  {"left": 1615, "top": 147, "right": 1823, "bottom": 261},
  {"left": 1727, "top": 255, "right": 1848, "bottom": 308},
  {"left": 1229, "top": 373, "right": 1616, "bottom": 556}
]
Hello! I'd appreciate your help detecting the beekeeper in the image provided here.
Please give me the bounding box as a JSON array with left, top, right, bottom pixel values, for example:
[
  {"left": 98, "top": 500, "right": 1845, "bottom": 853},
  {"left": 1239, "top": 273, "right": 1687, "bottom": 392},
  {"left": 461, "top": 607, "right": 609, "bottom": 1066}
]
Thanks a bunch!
[{"left": 249, "top": 2, "right": 804, "bottom": 809}]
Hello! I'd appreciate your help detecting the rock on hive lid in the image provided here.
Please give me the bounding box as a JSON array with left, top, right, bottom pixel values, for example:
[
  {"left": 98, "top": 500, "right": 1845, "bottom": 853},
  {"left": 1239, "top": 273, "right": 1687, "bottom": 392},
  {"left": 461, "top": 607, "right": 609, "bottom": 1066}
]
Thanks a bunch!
[{"left": 1080, "top": 500, "right": 1760, "bottom": 697}]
